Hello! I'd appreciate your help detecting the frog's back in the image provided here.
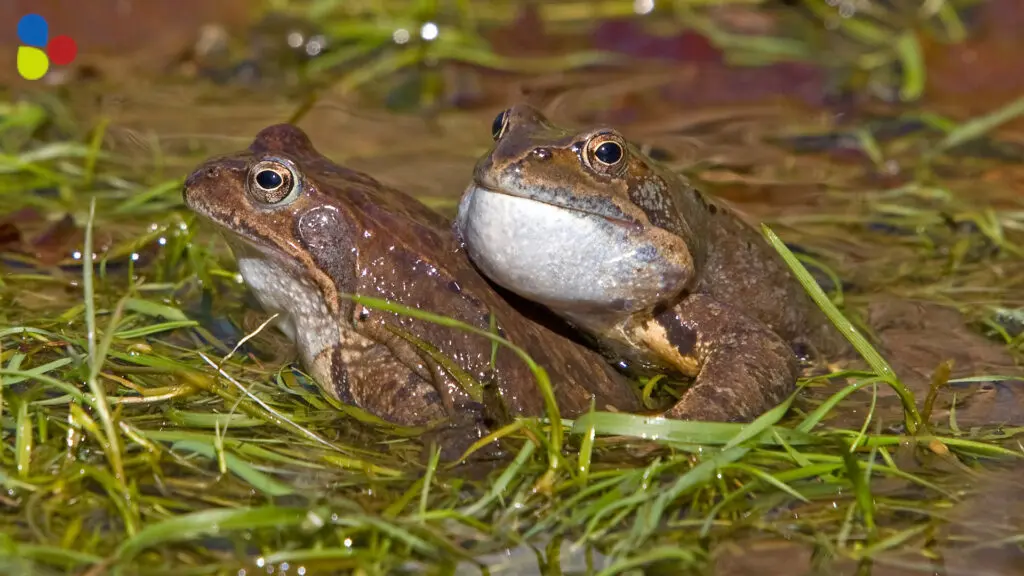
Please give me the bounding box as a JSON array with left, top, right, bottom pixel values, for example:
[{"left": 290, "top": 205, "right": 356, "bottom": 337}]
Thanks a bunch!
[{"left": 697, "top": 199, "right": 851, "bottom": 359}]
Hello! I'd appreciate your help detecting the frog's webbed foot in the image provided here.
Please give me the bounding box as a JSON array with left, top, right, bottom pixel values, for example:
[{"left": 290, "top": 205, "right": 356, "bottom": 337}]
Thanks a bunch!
[{"left": 654, "top": 294, "right": 799, "bottom": 422}]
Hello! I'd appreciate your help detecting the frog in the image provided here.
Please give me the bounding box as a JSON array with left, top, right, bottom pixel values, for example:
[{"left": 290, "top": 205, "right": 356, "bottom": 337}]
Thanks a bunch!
[
  {"left": 182, "top": 123, "right": 641, "bottom": 447},
  {"left": 454, "top": 104, "right": 853, "bottom": 422}
]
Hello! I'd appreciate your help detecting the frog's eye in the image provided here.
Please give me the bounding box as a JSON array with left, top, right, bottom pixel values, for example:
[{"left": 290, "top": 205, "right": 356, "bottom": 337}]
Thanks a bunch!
[
  {"left": 594, "top": 141, "right": 623, "bottom": 165},
  {"left": 491, "top": 109, "right": 510, "bottom": 141},
  {"left": 584, "top": 134, "right": 626, "bottom": 172},
  {"left": 248, "top": 159, "right": 302, "bottom": 205}
]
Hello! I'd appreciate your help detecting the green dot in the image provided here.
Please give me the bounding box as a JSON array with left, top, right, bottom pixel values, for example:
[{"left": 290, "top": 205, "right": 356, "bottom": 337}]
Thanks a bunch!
[{"left": 17, "top": 46, "right": 49, "bottom": 80}]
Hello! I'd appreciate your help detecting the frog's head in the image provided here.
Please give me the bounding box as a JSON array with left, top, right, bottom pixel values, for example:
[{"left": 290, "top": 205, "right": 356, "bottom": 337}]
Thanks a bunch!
[
  {"left": 455, "top": 105, "right": 699, "bottom": 320},
  {"left": 183, "top": 124, "right": 378, "bottom": 333},
  {"left": 182, "top": 125, "right": 478, "bottom": 422},
  {"left": 185, "top": 124, "right": 315, "bottom": 263}
]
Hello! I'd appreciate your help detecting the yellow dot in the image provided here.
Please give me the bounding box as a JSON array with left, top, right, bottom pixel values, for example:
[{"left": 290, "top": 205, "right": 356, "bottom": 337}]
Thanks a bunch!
[{"left": 17, "top": 46, "right": 49, "bottom": 80}]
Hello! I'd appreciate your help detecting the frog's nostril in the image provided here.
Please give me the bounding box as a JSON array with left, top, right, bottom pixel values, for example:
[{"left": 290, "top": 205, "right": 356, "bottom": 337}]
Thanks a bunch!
[
  {"left": 184, "top": 165, "right": 221, "bottom": 191},
  {"left": 532, "top": 148, "right": 552, "bottom": 160}
]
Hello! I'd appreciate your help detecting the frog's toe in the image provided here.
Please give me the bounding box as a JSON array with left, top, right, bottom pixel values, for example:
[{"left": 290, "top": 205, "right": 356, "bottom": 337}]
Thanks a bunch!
[{"left": 664, "top": 348, "right": 797, "bottom": 422}]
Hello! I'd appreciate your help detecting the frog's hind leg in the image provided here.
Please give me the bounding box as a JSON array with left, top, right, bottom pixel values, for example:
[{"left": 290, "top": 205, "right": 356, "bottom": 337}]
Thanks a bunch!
[{"left": 650, "top": 294, "right": 799, "bottom": 422}]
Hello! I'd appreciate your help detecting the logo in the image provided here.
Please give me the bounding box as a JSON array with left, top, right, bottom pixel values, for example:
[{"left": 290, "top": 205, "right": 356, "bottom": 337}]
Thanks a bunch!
[{"left": 16, "top": 14, "right": 77, "bottom": 80}]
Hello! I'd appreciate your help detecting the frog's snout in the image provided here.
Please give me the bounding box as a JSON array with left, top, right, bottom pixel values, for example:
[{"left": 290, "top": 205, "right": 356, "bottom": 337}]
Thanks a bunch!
[
  {"left": 184, "top": 164, "right": 220, "bottom": 195},
  {"left": 183, "top": 157, "right": 249, "bottom": 208}
]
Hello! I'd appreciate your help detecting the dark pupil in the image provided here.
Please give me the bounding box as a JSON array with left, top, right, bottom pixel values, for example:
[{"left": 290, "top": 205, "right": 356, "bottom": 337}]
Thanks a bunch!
[
  {"left": 255, "top": 169, "right": 283, "bottom": 190},
  {"left": 595, "top": 142, "right": 622, "bottom": 164},
  {"left": 491, "top": 111, "right": 506, "bottom": 140}
]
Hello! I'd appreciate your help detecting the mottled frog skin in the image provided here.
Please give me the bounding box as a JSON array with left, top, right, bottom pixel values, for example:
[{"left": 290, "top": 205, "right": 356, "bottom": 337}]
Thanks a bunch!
[
  {"left": 183, "top": 124, "right": 640, "bottom": 440},
  {"left": 455, "top": 104, "right": 852, "bottom": 422}
]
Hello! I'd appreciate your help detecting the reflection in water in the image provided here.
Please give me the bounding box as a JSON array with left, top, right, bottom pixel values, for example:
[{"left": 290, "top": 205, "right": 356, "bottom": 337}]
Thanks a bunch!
[
  {"left": 451, "top": 540, "right": 613, "bottom": 575},
  {"left": 941, "top": 463, "right": 1024, "bottom": 575}
]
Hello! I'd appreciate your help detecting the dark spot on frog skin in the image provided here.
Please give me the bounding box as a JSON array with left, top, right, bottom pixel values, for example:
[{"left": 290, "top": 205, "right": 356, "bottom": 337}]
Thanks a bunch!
[
  {"left": 634, "top": 243, "right": 660, "bottom": 264},
  {"left": 422, "top": 389, "right": 442, "bottom": 406},
  {"left": 652, "top": 308, "right": 697, "bottom": 355},
  {"left": 690, "top": 188, "right": 717, "bottom": 214},
  {"left": 627, "top": 188, "right": 682, "bottom": 233},
  {"left": 296, "top": 206, "right": 358, "bottom": 310},
  {"left": 447, "top": 280, "right": 462, "bottom": 294},
  {"left": 330, "top": 346, "right": 356, "bottom": 404}
]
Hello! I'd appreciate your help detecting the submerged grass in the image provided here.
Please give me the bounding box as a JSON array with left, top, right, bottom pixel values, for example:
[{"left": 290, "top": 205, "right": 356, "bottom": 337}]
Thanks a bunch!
[{"left": 2, "top": 1, "right": 1024, "bottom": 574}]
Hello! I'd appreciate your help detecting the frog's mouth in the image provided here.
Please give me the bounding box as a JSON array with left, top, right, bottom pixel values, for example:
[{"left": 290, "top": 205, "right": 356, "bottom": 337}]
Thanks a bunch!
[
  {"left": 221, "top": 232, "right": 310, "bottom": 279},
  {"left": 468, "top": 181, "right": 639, "bottom": 229}
]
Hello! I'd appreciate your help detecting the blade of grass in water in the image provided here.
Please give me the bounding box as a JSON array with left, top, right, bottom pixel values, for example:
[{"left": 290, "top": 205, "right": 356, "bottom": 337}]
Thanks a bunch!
[
  {"left": 81, "top": 199, "right": 129, "bottom": 491},
  {"left": 571, "top": 411, "right": 819, "bottom": 446},
  {"left": 620, "top": 445, "right": 750, "bottom": 553},
  {"left": 895, "top": 31, "right": 925, "bottom": 102},
  {"left": 460, "top": 439, "right": 536, "bottom": 517},
  {"left": 349, "top": 294, "right": 563, "bottom": 470},
  {"left": 123, "top": 297, "right": 191, "bottom": 321},
  {"left": 171, "top": 440, "right": 296, "bottom": 497},
  {"left": 761, "top": 224, "right": 922, "bottom": 433},
  {"left": 931, "top": 95, "right": 1024, "bottom": 154},
  {"left": 113, "top": 507, "right": 325, "bottom": 565},
  {"left": 722, "top": 385, "right": 801, "bottom": 450},
  {"left": 0, "top": 357, "right": 72, "bottom": 386}
]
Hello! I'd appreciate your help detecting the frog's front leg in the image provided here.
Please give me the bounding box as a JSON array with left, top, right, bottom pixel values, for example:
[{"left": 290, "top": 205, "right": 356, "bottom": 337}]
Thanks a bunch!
[
  {"left": 312, "top": 323, "right": 483, "bottom": 428},
  {"left": 629, "top": 293, "right": 799, "bottom": 422},
  {"left": 314, "top": 336, "right": 494, "bottom": 461}
]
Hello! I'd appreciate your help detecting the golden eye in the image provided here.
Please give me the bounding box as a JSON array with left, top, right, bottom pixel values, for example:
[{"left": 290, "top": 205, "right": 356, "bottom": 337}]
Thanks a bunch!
[
  {"left": 248, "top": 158, "right": 301, "bottom": 205},
  {"left": 491, "top": 109, "right": 510, "bottom": 141},
  {"left": 584, "top": 134, "right": 627, "bottom": 172}
]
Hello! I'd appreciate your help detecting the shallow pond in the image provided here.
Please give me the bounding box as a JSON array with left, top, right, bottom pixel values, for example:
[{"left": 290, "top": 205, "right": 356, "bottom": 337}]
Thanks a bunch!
[{"left": 1, "top": 1, "right": 1023, "bottom": 574}]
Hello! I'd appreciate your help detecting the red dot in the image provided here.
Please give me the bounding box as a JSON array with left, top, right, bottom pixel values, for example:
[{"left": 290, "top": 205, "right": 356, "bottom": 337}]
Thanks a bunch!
[{"left": 47, "top": 36, "right": 78, "bottom": 66}]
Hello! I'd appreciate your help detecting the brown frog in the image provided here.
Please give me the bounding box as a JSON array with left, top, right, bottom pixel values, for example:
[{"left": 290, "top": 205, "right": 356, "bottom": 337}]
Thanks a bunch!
[
  {"left": 182, "top": 124, "right": 640, "bottom": 446},
  {"left": 455, "top": 104, "right": 853, "bottom": 422}
]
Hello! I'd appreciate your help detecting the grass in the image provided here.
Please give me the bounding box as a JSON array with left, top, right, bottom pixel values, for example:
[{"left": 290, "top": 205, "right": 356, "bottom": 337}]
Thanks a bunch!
[
  {"left": 257, "top": 0, "right": 980, "bottom": 114},
  {"left": 2, "top": 1, "right": 1024, "bottom": 574}
]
